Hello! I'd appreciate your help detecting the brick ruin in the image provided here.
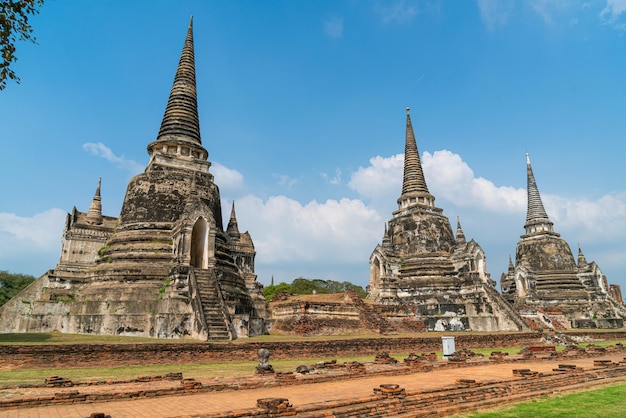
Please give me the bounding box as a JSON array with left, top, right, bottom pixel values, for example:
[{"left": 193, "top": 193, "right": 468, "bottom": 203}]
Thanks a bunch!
[
  {"left": 0, "top": 18, "right": 268, "bottom": 341},
  {"left": 2, "top": 337, "right": 626, "bottom": 416},
  {"left": 365, "top": 109, "right": 528, "bottom": 332},
  {"left": 2, "top": 21, "right": 625, "bottom": 341},
  {"left": 500, "top": 154, "right": 626, "bottom": 329},
  {"left": 269, "top": 116, "right": 625, "bottom": 335},
  {"left": 270, "top": 290, "right": 429, "bottom": 335}
]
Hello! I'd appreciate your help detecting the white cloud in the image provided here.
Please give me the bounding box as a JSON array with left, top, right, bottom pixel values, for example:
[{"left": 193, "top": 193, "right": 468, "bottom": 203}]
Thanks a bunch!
[
  {"left": 211, "top": 162, "right": 245, "bottom": 195},
  {"left": 321, "top": 168, "right": 342, "bottom": 185},
  {"left": 476, "top": 0, "right": 515, "bottom": 30},
  {"left": 376, "top": 0, "right": 419, "bottom": 24},
  {"left": 0, "top": 209, "right": 66, "bottom": 250},
  {"left": 600, "top": 0, "right": 626, "bottom": 29},
  {"left": 422, "top": 150, "right": 526, "bottom": 213},
  {"left": 273, "top": 173, "right": 299, "bottom": 188},
  {"left": 349, "top": 151, "right": 525, "bottom": 214},
  {"left": 349, "top": 154, "right": 403, "bottom": 203},
  {"left": 0, "top": 209, "right": 66, "bottom": 275},
  {"left": 235, "top": 195, "right": 381, "bottom": 265},
  {"left": 83, "top": 142, "right": 144, "bottom": 175},
  {"left": 528, "top": 0, "right": 559, "bottom": 24},
  {"left": 544, "top": 191, "right": 626, "bottom": 240},
  {"left": 323, "top": 16, "right": 344, "bottom": 39}
]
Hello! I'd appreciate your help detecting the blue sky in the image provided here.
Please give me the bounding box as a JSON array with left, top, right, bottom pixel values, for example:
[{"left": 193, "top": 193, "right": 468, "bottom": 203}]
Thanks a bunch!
[{"left": 1, "top": 0, "right": 626, "bottom": 292}]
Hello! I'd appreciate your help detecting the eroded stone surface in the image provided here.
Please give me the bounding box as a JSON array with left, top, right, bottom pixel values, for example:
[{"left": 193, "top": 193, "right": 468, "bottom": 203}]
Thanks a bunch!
[
  {"left": 500, "top": 155, "right": 626, "bottom": 329},
  {"left": 0, "top": 20, "right": 268, "bottom": 341},
  {"left": 366, "top": 109, "right": 528, "bottom": 332}
]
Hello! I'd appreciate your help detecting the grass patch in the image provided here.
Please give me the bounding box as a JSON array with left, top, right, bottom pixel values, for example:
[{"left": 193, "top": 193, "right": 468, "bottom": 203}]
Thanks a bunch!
[
  {"left": 461, "top": 382, "right": 626, "bottom": 417},
  {"left": 0, "top": 354, "right": 407, "bottom": 387},
  {"left": 469, "top": 347, "right": 523, "bottom": 356},
  {"left": 578, "top": 340, "right": 626, "bottom": 348},
  {"left": 0, "top": 332, "right": 184, "bottom": 345}
]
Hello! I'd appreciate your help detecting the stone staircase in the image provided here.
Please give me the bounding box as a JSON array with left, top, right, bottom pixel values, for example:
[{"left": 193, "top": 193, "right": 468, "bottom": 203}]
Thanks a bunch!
[
  {"left": 345, "top": 290, "right": 391, "bottom": 334},
  {"left": 193, "top": 269, "right": 231, "bottom": 341},
  {"left": 483, "top": 284, "right": 531, "bottom": 332}
]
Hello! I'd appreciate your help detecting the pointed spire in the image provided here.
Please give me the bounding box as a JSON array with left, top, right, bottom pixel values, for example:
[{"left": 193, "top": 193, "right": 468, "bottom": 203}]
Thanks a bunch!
[
  {"left": 86, "top": 178, "right": 103, "bottom": 225},
  {"left": 155, "top": 16, "right": 202, "bottom": 146},
  {"left": 524, "top": 153, "right": 554, "bottom": 236},
  {"left": 271, "top": 275, "right": 275, "bottom": 286},
  {"left": 227, "top": 201, "right": 241, "bottom": 239},
  {"left": 382, "top": 222, "right": 391, "bottom": 247},
  {"left": 508, "top": 255, "right": 515, "bottom": 273},
  {"left": 401, "top": 107, "right": 430, "bottom": 196},
  {"left": 455, "top": 216, "right": 466, "bottom": 246},
  {"left": 578, "top": 244, "right": 588, "bottom": 266},
  {"left": 397, "top": 108, "right": 435, "bottom": 209}
]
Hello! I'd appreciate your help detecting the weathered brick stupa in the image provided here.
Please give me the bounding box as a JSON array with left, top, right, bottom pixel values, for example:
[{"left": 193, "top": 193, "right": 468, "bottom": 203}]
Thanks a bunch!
[
  {"left": 0, "top": 19, "right": 268, "bottom": 341},
  {"left": 500, "top": 154, "right": 626, "bottom": 329},
  {"left": 366, "top": 109, "right": 528, "bottom": 332}
]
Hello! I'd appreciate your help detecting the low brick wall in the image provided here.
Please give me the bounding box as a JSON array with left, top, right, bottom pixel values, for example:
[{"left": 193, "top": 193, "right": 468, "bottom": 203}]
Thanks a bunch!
[
  {"left": 567, "top": 331, "right": 626, "bottom": 340},
  {"left": 0, "top": 332, "right": 546, "bottom": 370},
  {"left": 2, "top": 331, "right": 625, "bottom": 371},
  {"left": 217, "top": 364, "right": 626, "bottom": 417}
]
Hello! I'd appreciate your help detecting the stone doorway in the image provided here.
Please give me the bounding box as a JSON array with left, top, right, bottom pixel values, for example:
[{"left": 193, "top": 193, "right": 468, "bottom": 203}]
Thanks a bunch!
[{"left": 190, "top": 217, "right": 209, "bottom": 269}]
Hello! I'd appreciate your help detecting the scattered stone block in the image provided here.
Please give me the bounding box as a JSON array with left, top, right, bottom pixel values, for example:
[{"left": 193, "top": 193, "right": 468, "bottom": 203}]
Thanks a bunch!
[
  {"left": 374, "top": 351, "right": 398, "bottom": 364},
  {"left": 45, "top": 376, "right": 73, "bottom": 387},
  {"left": 456, "top": 379, "right": 477, "bottom": 385},
  {"left": 558, "top": 364, "right": 577, "bottom": 369},
  {"left": 181, "top": 378, "right": 202, "bottom": 389},
  {"left": 594, "top": 359, "right": 613, "bottom": 367},
  {"left": 275, "top": 372, "right": 296, "bottom": 382},
  {"left": 373, "top": 383, "right": 406, "bottom": 398},
  {"left": 513, "top": 369, "right": 540, "bottom": 378},
  {"left": 345, "top": 361, "right": 366, "bottom": 374},
  {"left": 257, "top": 397, "right": 292, "bottom": 412},
  {"left": 295, "top": 365, "right": 310, "bottom": 374},
  {"left": 315, "top": 359, "right": 338, "bottom": 369}
]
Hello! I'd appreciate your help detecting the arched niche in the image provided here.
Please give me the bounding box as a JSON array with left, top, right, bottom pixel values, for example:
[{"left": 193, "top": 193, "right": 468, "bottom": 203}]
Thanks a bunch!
[
  {"left": 370, "top": 255, "right": 383, "bottom": 289},
  {"left": 476, "top": 253, "right": 486, "bottom": 281},
  {"left": 514, "top": 271, "right": 527, "bottom": 298},
  {"left": 190, "top": 217, "right": 209, "bottom": 269}
]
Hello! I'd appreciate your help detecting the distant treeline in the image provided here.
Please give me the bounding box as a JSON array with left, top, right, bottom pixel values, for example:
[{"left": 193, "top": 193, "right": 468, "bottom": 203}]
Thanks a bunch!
[
  {"left": 262, "top": 277, "right": 366, "bottom": 301},
  {"left": 0, "top": 271, "right": 36, "bottom": 307}
]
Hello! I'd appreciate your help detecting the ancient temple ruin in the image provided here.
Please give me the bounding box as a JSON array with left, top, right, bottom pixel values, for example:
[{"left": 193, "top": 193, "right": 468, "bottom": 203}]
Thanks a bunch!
[
  {"left": 366, "top": 108, "right": 528, "bottom": 332},
  {"left": 500, "top": 154, "right": 626, "bottom": 329},
  {"left": 0, "top": 19, "right": 268, "bottom": 340}
]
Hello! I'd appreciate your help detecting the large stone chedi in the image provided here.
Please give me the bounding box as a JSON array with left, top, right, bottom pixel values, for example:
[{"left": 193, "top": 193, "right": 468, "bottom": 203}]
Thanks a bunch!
[
  {"left": 500, "top": 155, "right": 626, "bottom": 329},
  {"left": 0, "top": 20, "right": 268, "bottom": 340},
  {"left": 367, "top": 109, "right": 527, "bottom": 332}
]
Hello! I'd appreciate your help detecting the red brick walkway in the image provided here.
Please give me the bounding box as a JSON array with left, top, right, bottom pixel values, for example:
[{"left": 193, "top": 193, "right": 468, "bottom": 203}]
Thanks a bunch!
[{"left": 2, "top": 353, "right": 625, "bottom": 418}]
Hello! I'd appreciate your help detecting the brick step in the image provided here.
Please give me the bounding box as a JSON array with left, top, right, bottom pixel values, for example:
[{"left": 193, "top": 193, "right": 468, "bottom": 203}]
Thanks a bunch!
[{"left": 192, "top": 269, "right": 231, "bottom": 341}]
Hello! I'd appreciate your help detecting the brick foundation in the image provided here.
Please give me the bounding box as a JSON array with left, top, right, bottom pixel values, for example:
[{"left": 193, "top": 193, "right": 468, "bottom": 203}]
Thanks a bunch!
[
  {"left": 0, "top": 332, "right": 545, "bottom": 370},
  {"left": 1, "top": 331, "right": 625, "bottom": 371}
]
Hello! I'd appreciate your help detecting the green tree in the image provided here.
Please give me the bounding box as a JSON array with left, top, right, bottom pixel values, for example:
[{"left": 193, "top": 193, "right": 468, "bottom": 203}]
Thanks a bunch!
[
  {"left": 1, "top": 0, "right": 45, "bottom": 90},
  {"left": 0, "top": 270, "right": 35, "bottom": 306},
  {"left": 341, "top": 281, "right": 367, "bottom": 298},
  {"left": 262, "top": 282, "right": 291, "bottom": 302},
  {"left": 290, "top": 278, "right": 328, "bottom": 294},
  {"left": 262, "top": 277, "right": 367, "bottom": 301}
]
